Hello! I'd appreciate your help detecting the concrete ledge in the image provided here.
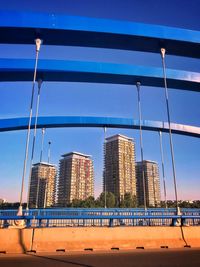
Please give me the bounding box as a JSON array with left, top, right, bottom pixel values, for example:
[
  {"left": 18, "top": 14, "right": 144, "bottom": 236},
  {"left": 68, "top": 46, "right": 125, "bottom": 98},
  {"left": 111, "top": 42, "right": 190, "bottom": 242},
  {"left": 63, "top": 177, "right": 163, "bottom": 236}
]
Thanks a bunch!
[
  {"left": 32, "top": 227, "right": 185, "bottom": 252},
  {"left": 1, "top": 226, "right": 200, "bottom": 253},
  {"left": 0, "top": 228, "right": 32, "bottom": 253}
]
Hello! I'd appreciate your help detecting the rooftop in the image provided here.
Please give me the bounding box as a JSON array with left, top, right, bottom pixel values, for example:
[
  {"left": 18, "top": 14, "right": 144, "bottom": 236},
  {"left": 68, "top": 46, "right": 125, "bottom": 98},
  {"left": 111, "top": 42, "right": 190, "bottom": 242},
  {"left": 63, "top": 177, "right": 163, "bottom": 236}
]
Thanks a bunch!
[
  {"left": 61, "top": 151, "right": 92, "bottom": 158},
  {"left": 33, "top": 162, "right": 56, "bottom": 167},
  {"left": 106, "top": 134, "right": 133, "bottom": 142},
  {"left": 136, "top": 160, "right": 158, "bottom": 165}
]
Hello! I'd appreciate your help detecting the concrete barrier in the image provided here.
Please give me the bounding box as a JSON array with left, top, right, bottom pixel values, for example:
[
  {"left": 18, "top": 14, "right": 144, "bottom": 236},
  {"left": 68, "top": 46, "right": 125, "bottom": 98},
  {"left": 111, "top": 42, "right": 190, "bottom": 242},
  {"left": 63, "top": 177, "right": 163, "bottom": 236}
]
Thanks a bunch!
[
  {"left": 1, "top": 226, "right": 199, "bottom": 253},
  {"left": 0, "top": 228, "right": 32, "bottom": 253},
  {"left": 31, "top": 227, "right": 186, "bottom": 252},
  {"left": 181, "top": 226, "right": 200, "bottom": 247}
]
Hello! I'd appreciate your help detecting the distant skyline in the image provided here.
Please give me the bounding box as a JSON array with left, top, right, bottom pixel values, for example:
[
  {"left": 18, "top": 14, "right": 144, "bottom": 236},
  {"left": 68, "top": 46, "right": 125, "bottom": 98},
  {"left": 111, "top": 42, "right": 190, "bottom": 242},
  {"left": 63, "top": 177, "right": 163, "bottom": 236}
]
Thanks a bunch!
[{"left": 0, "top": 0, "right": 199, "bottom": 202}]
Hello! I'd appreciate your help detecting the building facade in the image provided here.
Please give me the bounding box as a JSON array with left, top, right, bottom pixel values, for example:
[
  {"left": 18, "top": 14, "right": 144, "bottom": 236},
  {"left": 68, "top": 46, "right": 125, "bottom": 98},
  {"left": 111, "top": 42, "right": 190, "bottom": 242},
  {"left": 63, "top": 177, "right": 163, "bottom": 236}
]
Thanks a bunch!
[
  {"left": 57, "top": 152, "right": 94, "bottom": 206},
  {"left": 104, "top": 134, "right": 136, "bottom": 203},
  {"left": 28, "top": 162, "right": 57, "bottom": 208},
  {"left": 136, "top": 160, "right": 161, "bottom": 207}
]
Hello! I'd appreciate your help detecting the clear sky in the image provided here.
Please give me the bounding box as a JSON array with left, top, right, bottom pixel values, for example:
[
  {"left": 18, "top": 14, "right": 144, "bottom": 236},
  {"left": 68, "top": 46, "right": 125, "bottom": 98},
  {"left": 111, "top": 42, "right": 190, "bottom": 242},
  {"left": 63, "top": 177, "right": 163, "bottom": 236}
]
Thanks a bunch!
[{"left": 0, "top": 0, "right": 199, "bottom": 202}]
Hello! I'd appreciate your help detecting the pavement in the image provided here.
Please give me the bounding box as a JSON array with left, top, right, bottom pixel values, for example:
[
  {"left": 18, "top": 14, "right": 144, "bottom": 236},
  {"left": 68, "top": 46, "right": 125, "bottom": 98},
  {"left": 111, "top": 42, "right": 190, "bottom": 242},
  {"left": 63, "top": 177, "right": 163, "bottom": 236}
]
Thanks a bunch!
[{"left": 0, "top": 248, "right": 200, "bottom": 267}]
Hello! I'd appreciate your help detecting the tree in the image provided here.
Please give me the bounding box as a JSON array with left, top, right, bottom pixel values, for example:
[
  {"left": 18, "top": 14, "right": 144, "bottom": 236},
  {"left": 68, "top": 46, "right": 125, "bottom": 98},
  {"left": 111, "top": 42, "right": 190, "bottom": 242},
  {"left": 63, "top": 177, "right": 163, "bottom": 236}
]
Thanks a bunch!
[
  {"left": 97, "top": 192, "right": 116, "bottom": 208},
  {"left": 120, "top": 193, "right": 137, "bottom": 208},
  {"left": 71, "top": 199, "right": 83, "bottom": 207},
  {"left": 82, "top": 196, "right": 96, "bottom": 208}
]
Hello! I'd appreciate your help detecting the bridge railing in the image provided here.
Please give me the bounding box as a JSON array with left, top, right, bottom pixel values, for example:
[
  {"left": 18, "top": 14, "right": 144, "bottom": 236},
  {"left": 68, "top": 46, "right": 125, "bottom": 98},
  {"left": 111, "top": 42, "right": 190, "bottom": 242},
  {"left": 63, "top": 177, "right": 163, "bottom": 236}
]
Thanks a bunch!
[
  {"left": 1, "top": 208, "right": 200, "bottom": 214},
  {"left": 0, "top": 208, "right": 200, "bottom": 228}
]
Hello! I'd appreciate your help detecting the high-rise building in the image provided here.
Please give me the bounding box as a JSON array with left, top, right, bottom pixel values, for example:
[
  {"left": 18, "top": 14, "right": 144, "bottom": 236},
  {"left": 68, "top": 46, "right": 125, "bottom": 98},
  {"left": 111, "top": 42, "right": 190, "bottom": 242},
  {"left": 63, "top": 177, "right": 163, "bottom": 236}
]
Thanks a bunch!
[
  {"left": 57, "top": 152, "right": 94, "bottom": 206},
  {"left": 28, "top": 162, "right": 57, "bottom": 208},
  {"left": 104, "top": 134, "right": 136, "bottom": 202},
  {"left": 136, "top": 160, "right": 161, "bottom": 207}
]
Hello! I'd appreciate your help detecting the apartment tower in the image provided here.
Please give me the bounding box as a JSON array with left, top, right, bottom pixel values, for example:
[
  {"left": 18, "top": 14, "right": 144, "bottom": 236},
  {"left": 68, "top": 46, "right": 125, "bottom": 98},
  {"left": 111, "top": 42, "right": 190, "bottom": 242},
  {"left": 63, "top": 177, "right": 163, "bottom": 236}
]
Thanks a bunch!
[
  {"left": 104, "top": 134, "right": 136, "bottom": 202},
  {"left": 28, "top": 162, "right": 57, "bottom": 208},
  {"left": 57, "top": 152, "right": 94, "bottom": 206},
  {"left": 136, "top": 160, "right": 161, "bottom": 207}
]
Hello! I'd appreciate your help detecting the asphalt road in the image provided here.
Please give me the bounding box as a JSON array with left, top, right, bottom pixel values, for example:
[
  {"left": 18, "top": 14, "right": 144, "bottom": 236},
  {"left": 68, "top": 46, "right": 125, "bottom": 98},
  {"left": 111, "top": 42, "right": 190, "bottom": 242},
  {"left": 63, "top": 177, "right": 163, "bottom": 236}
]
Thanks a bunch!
[{"left": 0, "top": 249, "right": 200, "bottom": 267}]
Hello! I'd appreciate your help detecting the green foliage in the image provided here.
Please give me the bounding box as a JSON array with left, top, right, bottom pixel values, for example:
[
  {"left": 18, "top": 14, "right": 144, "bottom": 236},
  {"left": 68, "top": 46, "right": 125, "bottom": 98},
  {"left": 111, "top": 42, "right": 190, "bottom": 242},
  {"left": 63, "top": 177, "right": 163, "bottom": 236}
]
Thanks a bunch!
[
  {"left": 1, "top": 199, "right": 200, "bottom": 209},
  {"left": 120, "top": 193, "right": 137, "bottom": 208},
  {"left": 70, "top": 196, "right": 96, "bottom": 208},
  {"left": 0, "top": 202, "right": 26, "bottom": 209},
  {"left": 97, "top": 192, "right": 116, "bottom": 208},
  {"left": 160, "top": 200, "right": 200, "bottom": 209}
]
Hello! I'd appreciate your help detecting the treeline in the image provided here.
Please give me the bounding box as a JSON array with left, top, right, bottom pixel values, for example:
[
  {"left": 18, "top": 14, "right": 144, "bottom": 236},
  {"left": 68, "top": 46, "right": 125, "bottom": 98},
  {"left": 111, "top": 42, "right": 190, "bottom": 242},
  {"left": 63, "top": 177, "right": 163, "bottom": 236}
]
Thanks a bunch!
[
  {"left": 1, "top": 194, "right": 200, "bottom": 209},
  {"left": 68, "top": 192, "right": 137, "bottom": 208},
  {"left": 160, "top": 200, "right": 200, "bottom": 209},
  {"left": 0, "top": 192, "right": 137, "bottom": 209},
  {"left": 0, "top": 202, "right": 26, "bottom": 209}
]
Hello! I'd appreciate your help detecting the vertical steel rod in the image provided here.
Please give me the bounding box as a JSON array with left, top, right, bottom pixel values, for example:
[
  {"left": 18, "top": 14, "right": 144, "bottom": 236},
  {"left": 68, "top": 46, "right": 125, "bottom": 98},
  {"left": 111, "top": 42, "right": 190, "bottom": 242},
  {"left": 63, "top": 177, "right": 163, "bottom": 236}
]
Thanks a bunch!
[
  {"left": 37, "top": 141, "right": 51, "bottom": 208},
  {"left": 40, "top": 128, "right": 46, "bottom": 163},
  {"left": 160, "top": 48, "right": 179, "bottom": 213},
  {"left": 35, "top": 128, "right": 45, "bottom": 209},
  {"left": 43, "top": 170, "right": 49, "bottom": 209},
  {"left": 152, "top": 165, "right": 156, "bottom": 207},
  {"left": 158, "top": 131, "right": 168, "bottom": 208},
  {"left": 48, "top": 141, "right": 51, "bottom": 164},
  {"left": 18, "top": 39, "right": 42, "bottom": 215},
  {"left": 104, "top": 127, "right": 107, "bottom": 209},
  {"left": 136, "top": 82, "right": 147, "bottom": 210},
  {"left": 26, "top": 79, "right": 43, "bottom": 210}
]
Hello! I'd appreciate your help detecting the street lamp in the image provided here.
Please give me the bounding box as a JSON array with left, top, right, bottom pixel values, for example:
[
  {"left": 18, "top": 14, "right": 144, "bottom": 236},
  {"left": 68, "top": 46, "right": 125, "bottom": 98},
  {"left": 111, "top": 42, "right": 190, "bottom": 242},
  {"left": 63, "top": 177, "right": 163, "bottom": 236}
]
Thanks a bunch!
[{"left": 18, "top": 38, "right": 42, "bottom": 216}]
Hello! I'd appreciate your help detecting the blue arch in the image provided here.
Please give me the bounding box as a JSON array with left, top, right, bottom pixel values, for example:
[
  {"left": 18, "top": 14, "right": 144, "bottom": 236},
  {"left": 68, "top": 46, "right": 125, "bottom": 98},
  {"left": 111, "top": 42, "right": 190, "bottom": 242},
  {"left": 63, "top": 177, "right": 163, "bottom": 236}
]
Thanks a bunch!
[
  {"left": 0, "top": 116, "right": 200, "bottom": 138},
  {"left": 0, "top": 59, "right": 199, "bottom": 92},
  {"left": 0, "top": 11, "right": 200, "bottom": 58}
]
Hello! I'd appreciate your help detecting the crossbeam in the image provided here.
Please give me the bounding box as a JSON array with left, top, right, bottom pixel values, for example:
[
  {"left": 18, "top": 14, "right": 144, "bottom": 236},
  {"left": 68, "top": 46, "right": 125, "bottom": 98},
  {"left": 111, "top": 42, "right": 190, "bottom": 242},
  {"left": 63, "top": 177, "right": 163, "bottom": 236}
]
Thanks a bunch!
[
  {"left": 0, "top": 59, "right": 199, "bottom": 91},
  {"left": 0, "top": 116, "right": 200, "bottom": 137},
  {"left": 0, "top": 11, "right": 200, "bottom": 58}
]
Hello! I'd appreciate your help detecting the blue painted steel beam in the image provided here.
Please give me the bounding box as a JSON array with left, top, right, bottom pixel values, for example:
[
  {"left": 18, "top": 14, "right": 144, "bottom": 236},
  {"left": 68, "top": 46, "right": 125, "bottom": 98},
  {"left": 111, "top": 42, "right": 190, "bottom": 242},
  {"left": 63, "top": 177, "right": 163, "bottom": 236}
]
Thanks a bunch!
[
  {"left": 0, "top": 215, "right": 200, "bottom": 220},
  {"left": 1, "top": 208, "right": 199, "bottom": 214},
  {"left": 0, "top": 11, "right": 200, "bottom": 58},
  {"left": 0, "top": 59, "right": 200, "bottom": 92},
  {"left": 0, "top": 116, "right": 200, "bottom": 138}
]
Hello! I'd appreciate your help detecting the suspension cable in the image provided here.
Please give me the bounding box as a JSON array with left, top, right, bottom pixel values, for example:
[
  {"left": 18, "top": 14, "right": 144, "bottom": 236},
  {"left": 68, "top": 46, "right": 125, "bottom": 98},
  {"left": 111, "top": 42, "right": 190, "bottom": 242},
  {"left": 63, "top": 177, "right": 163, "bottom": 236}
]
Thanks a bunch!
[
  {"left": 43, "top": 170, "right": 49, "bottom": 209},
  {"left": 160, "top": 48, "right": 179, "bottom": 214},
  {"left": 18, "top": 39, "right": 42, "bottom": 215},
  {"left": 40, "top": 128, "right": 46, "bottom": 163},
  {"left": 136, "top": 82, "right": 147, "bottom": 210},
  {"left": 36, "top": 140, "right": 51, "bottom": 208},
  {"left": 26, "top": 79, "right": 43, "bottom": 210},
  {"left": 104, "top": 127, "right": 107, "bottom": 208},
  {"left": 158, "top": 131, "right": 168, "bottom": 208}
]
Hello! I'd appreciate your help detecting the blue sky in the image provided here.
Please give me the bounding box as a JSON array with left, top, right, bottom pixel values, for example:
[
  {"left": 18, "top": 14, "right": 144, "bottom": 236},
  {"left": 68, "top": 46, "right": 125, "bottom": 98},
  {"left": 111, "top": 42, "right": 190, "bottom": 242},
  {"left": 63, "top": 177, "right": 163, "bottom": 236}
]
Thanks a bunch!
[{"left": 0, "top": 0, "right": 200, "bottom": 202}]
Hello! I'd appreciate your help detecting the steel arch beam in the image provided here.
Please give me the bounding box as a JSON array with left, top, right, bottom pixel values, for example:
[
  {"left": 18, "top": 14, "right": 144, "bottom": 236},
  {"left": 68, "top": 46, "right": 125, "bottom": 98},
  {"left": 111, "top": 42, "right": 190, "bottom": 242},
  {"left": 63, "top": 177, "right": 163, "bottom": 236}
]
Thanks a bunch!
[
  {"left": 0, "top": 116, "right": 199, "bottom": 138},
  {"left": 0, "top": 11, "right": 200, "bottom": 58},
  {"left": 0, "top": 59, "right": 199, "bottom": 91}
]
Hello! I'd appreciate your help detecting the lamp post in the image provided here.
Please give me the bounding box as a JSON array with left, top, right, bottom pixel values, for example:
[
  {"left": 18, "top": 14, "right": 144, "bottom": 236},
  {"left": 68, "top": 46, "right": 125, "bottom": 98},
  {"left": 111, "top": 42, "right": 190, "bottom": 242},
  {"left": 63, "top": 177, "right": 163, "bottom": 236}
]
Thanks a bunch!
[
  {"left": 48, "top": 141, "right": 51, "bottom": 164},
  {"left": 18, "top": 39, "right": 42, "bottom": 216},
  {"left": 26, "top": 79, "right": 43, "bottom": 210}
]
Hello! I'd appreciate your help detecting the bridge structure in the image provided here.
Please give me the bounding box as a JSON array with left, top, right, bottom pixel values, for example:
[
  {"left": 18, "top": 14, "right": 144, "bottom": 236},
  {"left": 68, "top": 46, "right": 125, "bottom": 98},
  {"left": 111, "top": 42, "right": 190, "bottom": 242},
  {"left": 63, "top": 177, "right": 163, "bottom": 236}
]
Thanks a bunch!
[{"left": 0, "top": 11, "right": 200, "bottom": 229}]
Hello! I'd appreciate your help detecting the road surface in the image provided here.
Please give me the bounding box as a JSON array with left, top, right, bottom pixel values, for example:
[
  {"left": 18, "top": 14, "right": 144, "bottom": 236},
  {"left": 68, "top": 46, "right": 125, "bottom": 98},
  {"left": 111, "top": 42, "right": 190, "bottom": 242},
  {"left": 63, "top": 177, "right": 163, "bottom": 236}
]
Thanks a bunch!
[{"left": 0, "top": 248, "right": 200, "bottom": 267}]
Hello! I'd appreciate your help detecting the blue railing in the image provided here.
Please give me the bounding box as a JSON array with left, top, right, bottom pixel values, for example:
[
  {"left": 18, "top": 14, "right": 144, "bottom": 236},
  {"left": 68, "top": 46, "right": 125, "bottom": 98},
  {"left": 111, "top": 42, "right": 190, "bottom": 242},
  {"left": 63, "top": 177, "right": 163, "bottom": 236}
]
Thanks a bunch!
[{"left": 0, "top": 208, "right": 200, "bottom": 228}]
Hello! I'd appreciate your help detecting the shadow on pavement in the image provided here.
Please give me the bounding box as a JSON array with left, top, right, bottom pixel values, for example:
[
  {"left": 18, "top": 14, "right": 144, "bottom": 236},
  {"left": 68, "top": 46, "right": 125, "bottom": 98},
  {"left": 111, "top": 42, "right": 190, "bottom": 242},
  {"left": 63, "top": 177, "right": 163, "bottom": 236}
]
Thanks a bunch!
[{"left": 26, "top": 253, "right": 94, "bottom": 267}]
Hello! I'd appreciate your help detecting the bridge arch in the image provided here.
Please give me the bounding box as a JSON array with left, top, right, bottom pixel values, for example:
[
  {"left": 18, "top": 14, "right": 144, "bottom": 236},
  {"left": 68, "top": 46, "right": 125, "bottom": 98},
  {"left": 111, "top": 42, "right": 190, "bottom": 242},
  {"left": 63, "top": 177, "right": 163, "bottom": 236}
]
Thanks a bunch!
[{"left": 0, "top": 116, "right": 199, "bottom": 138}]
